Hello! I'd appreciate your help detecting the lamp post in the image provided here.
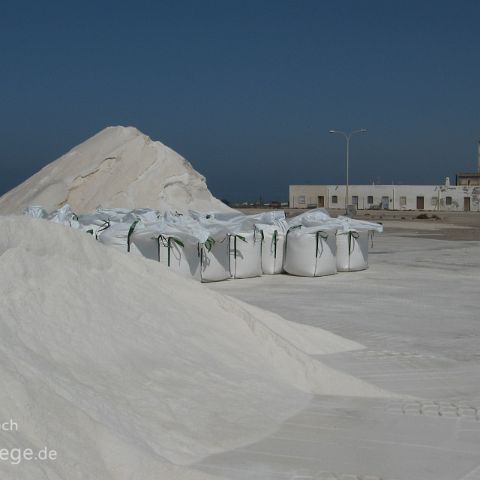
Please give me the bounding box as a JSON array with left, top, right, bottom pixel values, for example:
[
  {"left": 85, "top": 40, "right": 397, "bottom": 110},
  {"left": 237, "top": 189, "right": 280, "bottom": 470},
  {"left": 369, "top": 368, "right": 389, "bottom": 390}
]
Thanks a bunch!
[{"left": 329, "top": 128, "right": 367, "bottom": 214}]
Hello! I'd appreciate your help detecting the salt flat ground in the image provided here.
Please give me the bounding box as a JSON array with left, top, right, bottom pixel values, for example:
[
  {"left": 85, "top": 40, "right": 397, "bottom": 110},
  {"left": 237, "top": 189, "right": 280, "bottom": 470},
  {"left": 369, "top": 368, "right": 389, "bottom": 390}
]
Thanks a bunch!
[{"left": 198, "top": 221, "right": 480, "bottom": 480}]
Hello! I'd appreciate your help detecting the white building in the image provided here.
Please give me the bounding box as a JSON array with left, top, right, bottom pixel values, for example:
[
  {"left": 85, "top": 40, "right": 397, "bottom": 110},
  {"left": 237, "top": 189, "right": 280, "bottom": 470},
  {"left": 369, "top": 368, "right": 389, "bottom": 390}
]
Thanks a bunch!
[{"left": 289, "top": 183, "right": 480, "bottom": 212}]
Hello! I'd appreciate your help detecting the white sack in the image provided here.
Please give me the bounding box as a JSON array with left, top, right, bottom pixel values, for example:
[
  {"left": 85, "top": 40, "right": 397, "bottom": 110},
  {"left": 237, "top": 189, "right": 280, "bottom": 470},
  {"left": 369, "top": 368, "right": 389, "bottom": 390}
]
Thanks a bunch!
[
  {"left": 24, "top": 205, "right": 48, "bottom": 218},
  {"left": 287, "top": 208, "right": 331, "bottom": 226},
  {"left": 199, "top": 236, "right": 231, "bottom": 282},
  {"left": 245, "top": 210, "right": 286, "bottom": 224},
  {"left": 130, "top": 208, "right": 160, "bottom": 223},
  {"left": 334, "top": 217, "right": 381, "bottom": 272},
  {"left": 336, "top": 230, "right": 370, "bottom": 272},
  {"left": 336, "top": 216, "right": 383, "bottom": 233},
  {"left": 94, "top": 207, "right": 132, "bottom": 223},
  {"left": 46, "top": 204, "right": 80, "bottom": 228},
  {"left": 77, "top": 211, "right": 116, "bottom": 236},
  {"left": 257, "top": 223, "right": 287, "bottom": 275},
  {"left": 186, "top": 216, "right": 234, "bottom": 282},
  {"left": 131, "top": 223, "right": 202, "bottom": 280},
  {"left": 229, "top": 229, "right": 262, "bottom": 279},
  {"left": 166, "top": 238, "right": 201, "bottom": 280},
  {"left": 283, "top": 226, "right": 337, "bottom": 277},
  {"left": 189, "top": 210, "right": 243, "bottom": 222},
  {"left": 97, "top": 221, "right": 142, "bottom": 255}
]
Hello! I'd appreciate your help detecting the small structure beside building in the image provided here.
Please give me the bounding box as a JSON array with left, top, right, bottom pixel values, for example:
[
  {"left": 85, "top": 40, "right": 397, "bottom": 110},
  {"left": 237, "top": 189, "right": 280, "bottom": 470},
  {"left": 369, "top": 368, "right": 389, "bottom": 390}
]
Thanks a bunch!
[
  {"left": 456, "top": 173, "right": 480, "bottom": 186},
  {"left": 289, "top": 182, "right": 480, "bottom": 211},
  {"left": 456, "top": 141, "right": 480, "bottom": 186}
]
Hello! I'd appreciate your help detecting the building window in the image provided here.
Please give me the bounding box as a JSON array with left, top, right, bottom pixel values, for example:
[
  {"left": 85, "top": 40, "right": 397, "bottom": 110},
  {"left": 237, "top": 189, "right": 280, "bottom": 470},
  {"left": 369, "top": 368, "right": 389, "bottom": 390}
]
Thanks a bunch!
[
  {"left": 446, "top": 196, "right": 452, "bottom": 206},
  {"left": 331, "top": 195, "right": 338, "bottom": 204},
  {"left": 367, "top": 195, "right": 373, "bottom": 204},
  {"left": 298, "top": 195, "right": 305, "bottom": 205},
  {"left": 400, "top": 196, "right": 407, "bottom": 206},
  {"left": 352, "top": 196, "right": 359, "bottom": 205},
  {"left": 431, "top": 197, "right": 438, "bottom": 206}
]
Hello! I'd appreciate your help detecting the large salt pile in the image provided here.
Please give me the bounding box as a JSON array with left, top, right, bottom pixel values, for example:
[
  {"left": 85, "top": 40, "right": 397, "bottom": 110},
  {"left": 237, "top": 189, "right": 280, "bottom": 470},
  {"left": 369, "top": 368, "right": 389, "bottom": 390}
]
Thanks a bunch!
[
  {"left": 0, "top": 216, "right": 392, "bottom": 479},
  {"left": 0, "top": 126, "right": 232, "bottom": 214}
]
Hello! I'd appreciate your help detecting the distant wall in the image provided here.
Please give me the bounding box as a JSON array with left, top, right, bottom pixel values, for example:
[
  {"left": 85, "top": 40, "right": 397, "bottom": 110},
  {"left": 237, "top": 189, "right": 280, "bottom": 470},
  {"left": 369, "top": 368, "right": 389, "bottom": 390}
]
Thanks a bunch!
[{"left": 289, "top": 185, "right": 480, "bottom": 211}]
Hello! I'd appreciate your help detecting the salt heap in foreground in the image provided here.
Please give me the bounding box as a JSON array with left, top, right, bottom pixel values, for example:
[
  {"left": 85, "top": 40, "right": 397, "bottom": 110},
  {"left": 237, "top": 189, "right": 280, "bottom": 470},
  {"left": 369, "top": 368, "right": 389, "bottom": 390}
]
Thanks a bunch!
[
  {"left": 0, "top": 216, "right": 391, "bottom": 480},
  {"left": 0, "top": 126, "right": 232, "bottom": 214}
]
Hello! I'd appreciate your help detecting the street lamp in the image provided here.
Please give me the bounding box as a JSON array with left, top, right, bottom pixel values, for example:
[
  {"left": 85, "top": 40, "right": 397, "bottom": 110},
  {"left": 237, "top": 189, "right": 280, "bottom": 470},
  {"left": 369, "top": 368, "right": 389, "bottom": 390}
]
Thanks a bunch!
[{"left": 329, "top": 128, "right": 367, "bottom": 214}]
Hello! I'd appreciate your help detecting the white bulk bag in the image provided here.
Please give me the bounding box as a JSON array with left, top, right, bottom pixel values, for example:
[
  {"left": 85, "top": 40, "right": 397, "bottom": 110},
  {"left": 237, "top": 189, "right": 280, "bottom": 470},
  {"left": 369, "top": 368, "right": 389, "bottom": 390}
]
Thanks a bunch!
[
  {"left": 166, "top": 237, "right": 201, "bottom": 280},
  {"left": 336, "top": 216, "right": 383, "bottom": 233},
  {"left": 131, "top": 225, "right": 202, "bottom": 280},
  {"left": 190, "top": 214, "right": 246, "bottom": 281},
  {"left": 335, "top": 217, "right": 382, "bottom": 272},
  {"left": 245, "top": 210, "right": 286, "bottom": 224},
  {"left": 257, "top": 224, "right": 286, "bottom": 275},
  {"left": 95, "top": 208, "right": 132, "bottom": 223},
  {"left": 130, "top": 208, "right": 160, "bottom": 223},
  {"left": 229, "top": 229, "right": 262, "bottom": 279},
  {"left": 283, "top": 226, "right": 337, "bottom": 277},
  {"left": 77, "top": 211, "right": 121, "bottom": 236},
  {"left": 189, "top": 211, "right": 244, "bottom": 222},
  {"left": 129, "top": 227, "right": 159, "bottom": 260},
  {"left": 199, "top": 236, "right": 231, "bottom": 282},
  {"left": 97, "top": 221, "right": 142, "bottom": 255},
  {"left": 46, "top": 205, "right": 79, "bottom": 228},
  {"left": 24, "top": 206, "right": 48, "bottom": 219},
  {"left": 336, "top": 230, "right": 370, "bottom": 272}
]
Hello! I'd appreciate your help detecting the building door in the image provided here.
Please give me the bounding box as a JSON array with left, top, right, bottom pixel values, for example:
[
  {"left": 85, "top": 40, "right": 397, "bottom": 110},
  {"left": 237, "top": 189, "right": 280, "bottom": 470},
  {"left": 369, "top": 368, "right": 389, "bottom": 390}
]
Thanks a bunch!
[
  {"left": 416, "top": 196, "right": 425, "bottom": 209},
  {"left": 352, "top": 196, "right": 359, "bottom": 206},
  {"left": 317, "top": 196, "right": 324, "bottom": 208},
  {"left": 464, "top": 197, "right": 471, "bottom": 212},
  {"left": 381, "top": 196, "right": 389, "bottom": 209}
]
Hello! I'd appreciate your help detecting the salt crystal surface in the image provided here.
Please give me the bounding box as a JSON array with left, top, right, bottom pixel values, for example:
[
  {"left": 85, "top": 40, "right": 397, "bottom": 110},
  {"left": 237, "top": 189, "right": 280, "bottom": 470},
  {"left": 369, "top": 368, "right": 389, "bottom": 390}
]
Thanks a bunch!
[
  {"left": 0, "top": 216, "right": 390, "bottom": 479},
  {"left": 0, "top": 126, "right": 232, "bottom": 214}
]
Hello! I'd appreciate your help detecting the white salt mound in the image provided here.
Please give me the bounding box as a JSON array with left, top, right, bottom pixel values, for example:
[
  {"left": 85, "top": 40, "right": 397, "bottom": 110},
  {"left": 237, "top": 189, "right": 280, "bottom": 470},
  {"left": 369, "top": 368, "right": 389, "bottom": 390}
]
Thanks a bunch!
[
  {"left": 0, "top": 126, "right": 232, "bottom": 214},
  {"left": 0, "top": 216, "right": 390, "bottom": 480}
]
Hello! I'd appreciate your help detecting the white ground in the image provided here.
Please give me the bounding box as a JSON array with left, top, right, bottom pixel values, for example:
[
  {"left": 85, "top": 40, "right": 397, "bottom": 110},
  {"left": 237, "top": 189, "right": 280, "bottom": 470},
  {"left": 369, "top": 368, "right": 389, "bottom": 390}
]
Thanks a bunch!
[
  {"left": 1, "top": 216, "right": 479, "bottom": 479},
  {"left": 202, "top": 228, "right": 480, "bottom": 480},
  {"left": 0, "top": 216, "right": 387, "bottom": 480}
]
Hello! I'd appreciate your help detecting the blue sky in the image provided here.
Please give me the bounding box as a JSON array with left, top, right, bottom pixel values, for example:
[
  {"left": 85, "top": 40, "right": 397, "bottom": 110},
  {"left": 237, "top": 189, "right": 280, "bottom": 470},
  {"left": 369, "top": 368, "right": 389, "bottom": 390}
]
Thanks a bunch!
[{"left": 1, "top": 0, "right": 479, "bottom": 201}]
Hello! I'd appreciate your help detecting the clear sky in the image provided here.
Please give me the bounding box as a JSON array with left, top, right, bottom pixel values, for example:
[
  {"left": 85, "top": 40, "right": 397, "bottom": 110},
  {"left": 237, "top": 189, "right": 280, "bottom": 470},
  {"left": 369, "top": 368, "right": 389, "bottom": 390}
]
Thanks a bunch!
[{"left": 1, "top": 0, "right": 479, "bottom": 202}]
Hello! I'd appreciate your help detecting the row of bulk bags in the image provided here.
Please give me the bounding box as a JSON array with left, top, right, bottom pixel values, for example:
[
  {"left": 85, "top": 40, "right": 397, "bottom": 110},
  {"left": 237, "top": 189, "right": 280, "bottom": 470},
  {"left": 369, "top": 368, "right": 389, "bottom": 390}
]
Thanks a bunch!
[
  {"left": 23, "top": 205, "right": 272, "bottom": 281},
  {"left": 204, "top": 222, "right": 285, "bottom": 280},
  {"left": 95, "top": 213, "right": 265, "bottom": 283},
  {"left": 284, "top": 209, "right": 382, "bottom": 274},
  {"left": 192, "top": 213, "right": 267, "bottom": 280},
  {"left": 93, "top": 217, "right": 202, "bottom": 280},
  {"left": 25, "top": 205, "right": 382, "bottom": 279},
  {"left": 196, "top": 212, "right": 289, "bottom": 279},
  {"left": 130, "top": 224, "right": 264, "bottom": 282},
  {"left": 89, "top": 214, "right": 232, "bottom": 283},
  {"left": 226, "top": 213, "right": 287, "bottom": 278}
]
